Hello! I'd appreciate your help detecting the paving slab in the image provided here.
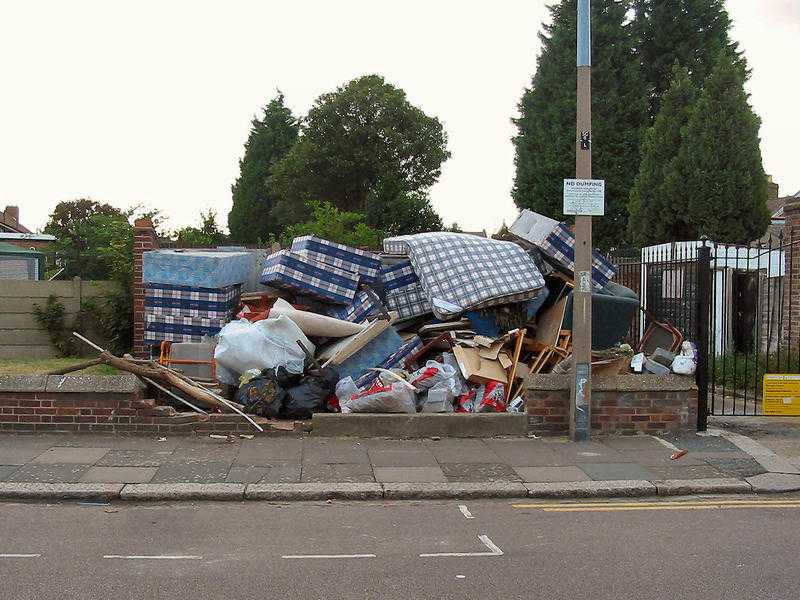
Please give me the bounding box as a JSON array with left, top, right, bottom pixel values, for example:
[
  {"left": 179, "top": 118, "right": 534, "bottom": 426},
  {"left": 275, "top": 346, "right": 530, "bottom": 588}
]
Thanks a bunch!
[
  {"left": 151, "top": 461, "right": 231, "bottom": 483},
  {"left": 578, "top": 462, "right": 657, "bottom": 481},
  {"left": 440, "top": 462, "right": 521, "bottom": 482},
  {"left": 373, "top": 467, "right": 447, "bottom": 483},
  {"left": 80, "top": 466, "right": 157, "bottom": 483},
  {"left": 702, "top": 456, "right": 767, "bottom": 479},
  {"left": 95, "top": 450, "right": 173, "bottom": 467},
  {"left": 301, "top": 463, "right": 374, "bottom": 483},
  {"left": 663, "top": 433, "right": 740, "bottom": 452},
  {"left": 545, "top": 441, "right": 626, "bottom": 464},
  {"left": 746, "top": 472, "right": 800, "bottom": 493},
  {"left": 600, "top": 436, "right": 665, "bottom": 451},
  {"left": 382, "top": 482, "right": 528, "bottom": 500},
  {"left": 361, "top": 439, "right": 429, "bottom": 451},
  {"left": 648, "top": 465, "right": 726, "bottom": 480},
  {"left": 245, "top": 482, "right": 383, "bottom": 501},
  {"left": 169, "top": 445, "right": 240, "bottom": 463},
  {"left": 0, "top": 465, "right": 20, "bottom": 481},
  {"left": 302, "top": 439, "right": 370, "bottom": 464},
  {"left": 619, "top": 449, "right": 705, "bottom": 467},
  {"left": 235, "top": 438, "right": 302, "bottom": 464},
  {"left": 120, "top": 483, "right": 245, "bottom": 501},
  {"left": 655, "top": 478, "right": 752, "bottom": 496},
  {"left": 755, "top": 454, "right": 800, "bottom": 475},
  {"left": 525, "top": 479, "right": 658, "bottom": 498},
  {"left": 481, "top": 439, "right": 565, "bottom": 466},
  {"left": 32, "top": 447, "right": 110, "bottom": 464},
  {"left": 367, "top": 450, "right": 438, "bottom": 468},
  {"left": 226, "top": 466, "right": 270, "bottom": 484},
  {"left": 6, "top": 463, "right": 91, "bottom": 483},
  {"left": 257, "top": 463, "right": 302, "bottom": 484},
  {"left": 0, "top": 447, "right": 56, "bottom": 466},
  {"left": 513, "top": 466, "right": 591, "bottom": 483},
  {"left": 423, "top": 439, "right": 501, "bottom": 464}
]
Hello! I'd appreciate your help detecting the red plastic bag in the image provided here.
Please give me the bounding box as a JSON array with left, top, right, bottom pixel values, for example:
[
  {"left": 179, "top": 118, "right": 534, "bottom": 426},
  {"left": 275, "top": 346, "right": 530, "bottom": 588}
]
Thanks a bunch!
[{"left": 476, "top": 381, "right": 506, "bottom": 413}]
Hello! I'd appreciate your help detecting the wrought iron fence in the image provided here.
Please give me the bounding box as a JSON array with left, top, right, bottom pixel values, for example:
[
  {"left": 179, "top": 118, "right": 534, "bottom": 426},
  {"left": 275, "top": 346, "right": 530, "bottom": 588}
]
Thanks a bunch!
[{"left": 609, "top": 232, "right": 798, "bottom": 426}]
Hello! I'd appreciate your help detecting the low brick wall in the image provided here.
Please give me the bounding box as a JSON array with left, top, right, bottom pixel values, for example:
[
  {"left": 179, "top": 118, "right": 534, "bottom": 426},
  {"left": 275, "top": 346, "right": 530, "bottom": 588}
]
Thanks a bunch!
[
  {"left": 0, "top": 375, "right": 276, "bottom": 435},
  {"left": 526, "top": 374, "right": 697, "bottom": 435}
]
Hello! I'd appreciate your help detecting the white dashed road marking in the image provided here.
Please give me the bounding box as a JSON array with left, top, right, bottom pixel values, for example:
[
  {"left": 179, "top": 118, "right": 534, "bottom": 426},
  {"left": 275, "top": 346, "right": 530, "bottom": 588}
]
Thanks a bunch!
[
  {"left": 458, "top": 505, "right": 475, "bottom": 519},
  {"left": 0, "top": 554, "right": 41, "bottom": 558},
  {"left": 419, "top": 535, "right": 504, "bottom": 558},
  {"left": 281, "top": 554, "right": 376, "bottom": 560},
  {"left": 103, "top": 555, "right": 203, "bottom": 560}
]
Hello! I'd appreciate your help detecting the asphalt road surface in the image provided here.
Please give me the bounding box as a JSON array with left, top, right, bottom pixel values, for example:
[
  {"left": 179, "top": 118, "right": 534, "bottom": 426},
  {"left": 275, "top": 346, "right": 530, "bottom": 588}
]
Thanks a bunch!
[{"left": 1, "top": 495, "right": 799, "bottom": 600}]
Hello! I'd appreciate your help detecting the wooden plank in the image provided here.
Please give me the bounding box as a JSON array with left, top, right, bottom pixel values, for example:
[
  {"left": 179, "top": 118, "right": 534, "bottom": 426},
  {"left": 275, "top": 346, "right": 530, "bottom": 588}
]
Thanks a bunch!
[{"left": 532, "top": 297, "right": 568, "bottom": 347}]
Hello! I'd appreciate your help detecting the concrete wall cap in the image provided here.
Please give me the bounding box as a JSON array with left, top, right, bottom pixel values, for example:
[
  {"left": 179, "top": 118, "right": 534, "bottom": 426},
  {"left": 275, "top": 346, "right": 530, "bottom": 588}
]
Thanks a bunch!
[
  {"left": 44, "top": 373, "right": 141, "bottom": 394},
  {"left": 0, "top": 374, "right": 48, "bottom": 392},
  {"left": 525, "top": 373, "right": 696, "bottom": 392}
]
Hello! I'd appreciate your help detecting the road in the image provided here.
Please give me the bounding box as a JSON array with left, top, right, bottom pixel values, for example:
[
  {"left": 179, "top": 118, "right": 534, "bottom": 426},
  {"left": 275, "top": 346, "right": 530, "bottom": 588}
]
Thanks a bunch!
[{"left": 1, "top": 495, "right": 798, "bottom": 599}]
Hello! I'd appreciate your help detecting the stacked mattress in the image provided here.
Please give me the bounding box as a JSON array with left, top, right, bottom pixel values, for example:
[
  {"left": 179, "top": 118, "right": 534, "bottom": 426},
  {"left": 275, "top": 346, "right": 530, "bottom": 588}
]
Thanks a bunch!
[{"left": 143, "top": 250, "right": 250, "bottom": 345}]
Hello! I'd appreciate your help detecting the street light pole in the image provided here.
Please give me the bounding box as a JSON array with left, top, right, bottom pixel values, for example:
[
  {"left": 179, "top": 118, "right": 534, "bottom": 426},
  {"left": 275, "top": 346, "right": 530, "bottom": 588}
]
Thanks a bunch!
[{"left": 570, "top": 0, "right": 592, "bottom": 442}]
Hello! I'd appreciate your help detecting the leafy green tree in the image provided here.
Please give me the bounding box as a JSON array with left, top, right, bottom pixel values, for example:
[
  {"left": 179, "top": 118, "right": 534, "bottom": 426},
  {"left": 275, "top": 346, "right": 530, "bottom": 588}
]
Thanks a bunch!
[
  {"left": 270, "top": 75, "right": 449, "bottom": 231},
  {"left": 633, "top": 0, "right": 745, "bottom": 116},
  {"left": 363, "top": 178, "right": 443, "bottom": 236},
  {"left": 175, "top": 209, "right": 226, "bottom": 247},
  {"left": 628, "top": 65, "right": 697, "bottom": 245},
  {"left": 677, "top": 54, "right": 769, "bottom": 243},
  {"left": 512, "top": 0, "right": 648, "bottom": 249},
  {"left": 228, "top": 93, "right": 299, "bottom": 243},
  {"left": 45, "top": 200, "right": 129, "bottom": 279},
  {"left": 281, "top": 201, "right": 384, "bottom": 249}
]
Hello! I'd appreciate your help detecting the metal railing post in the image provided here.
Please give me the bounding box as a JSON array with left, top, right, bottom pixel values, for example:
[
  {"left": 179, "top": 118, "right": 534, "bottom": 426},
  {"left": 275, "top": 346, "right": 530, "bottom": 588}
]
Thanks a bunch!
[{"left": 696, "top": 244, "right": 711, "bottom": 431}]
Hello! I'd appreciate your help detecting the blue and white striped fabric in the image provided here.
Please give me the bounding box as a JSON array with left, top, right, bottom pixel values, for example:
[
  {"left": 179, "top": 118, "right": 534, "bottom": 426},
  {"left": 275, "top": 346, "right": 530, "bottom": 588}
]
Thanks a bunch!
[
  {"left": 382, "top": 233, "right": 545, "bottom": 320},
  {"left": 144, "top": 311, "right": 228, "bottom": 344},
  {"left": 380, "top": 260, "right": 432, "bottom": 321},
  {"left": 260, "top": 249, "right": 361, "bottom": 305},
  {"left": 143, "top": 249, "right": 251, "bottom": 288},
  {"left": 144, "top": 283, "right": 241, "bottom": 313},
  {"left": 291, "top": 236, "right": 381, "bottom": 284},
  {"left": 325, "top": 289, "right": 383, "bottom": 323},
  {"left": 354, "top": 335, "right": 424, "bottom": 389},
  {"left": 538, "top": 223, "right": 616, "bottom": 289}
]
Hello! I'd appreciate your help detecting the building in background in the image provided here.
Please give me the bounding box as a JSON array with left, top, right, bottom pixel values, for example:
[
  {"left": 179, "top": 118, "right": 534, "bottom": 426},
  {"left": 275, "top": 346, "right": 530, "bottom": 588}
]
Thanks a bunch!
[{"left": 0, "top": 205, "right": 55, "bottom": 251}]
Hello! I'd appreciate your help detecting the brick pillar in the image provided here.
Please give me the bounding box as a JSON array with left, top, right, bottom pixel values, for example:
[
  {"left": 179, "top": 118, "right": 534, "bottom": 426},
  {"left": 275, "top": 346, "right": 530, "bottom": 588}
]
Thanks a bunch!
[
  {"left": 133, "top": 219, "right": 159, "bottom": 358},
  {"left": 782, "top": 201, "right": 800, "bottom": 351}
]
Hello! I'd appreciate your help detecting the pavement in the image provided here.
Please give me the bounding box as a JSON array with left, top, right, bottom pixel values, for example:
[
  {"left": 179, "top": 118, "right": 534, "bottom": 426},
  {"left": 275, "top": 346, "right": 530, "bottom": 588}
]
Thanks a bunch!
[
  {"left": 2, "top": 496, "right": 800, "bottom": 599},
  {"left": 1, "top": 428, "right": 800, "bottom": 500}
]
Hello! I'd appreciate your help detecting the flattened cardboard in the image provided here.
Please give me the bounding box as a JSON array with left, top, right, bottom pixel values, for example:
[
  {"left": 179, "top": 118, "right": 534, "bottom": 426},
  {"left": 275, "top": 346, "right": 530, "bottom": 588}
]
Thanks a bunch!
[{"left": 453, "top": 345, "right": 508, "bottom": 384}]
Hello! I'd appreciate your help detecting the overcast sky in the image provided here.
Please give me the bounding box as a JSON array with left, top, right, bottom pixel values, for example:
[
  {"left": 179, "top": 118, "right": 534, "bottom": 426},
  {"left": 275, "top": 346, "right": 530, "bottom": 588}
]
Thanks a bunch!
[{"left": 1, "top": 1, "right": 797, "bottom": 235}]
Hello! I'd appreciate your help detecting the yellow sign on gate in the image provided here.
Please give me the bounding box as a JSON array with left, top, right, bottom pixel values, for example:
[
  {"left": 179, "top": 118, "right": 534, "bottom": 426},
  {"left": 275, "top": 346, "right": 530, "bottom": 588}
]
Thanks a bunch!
[{"left": 763, "top": 374, "right": 800, "bottom": 416}]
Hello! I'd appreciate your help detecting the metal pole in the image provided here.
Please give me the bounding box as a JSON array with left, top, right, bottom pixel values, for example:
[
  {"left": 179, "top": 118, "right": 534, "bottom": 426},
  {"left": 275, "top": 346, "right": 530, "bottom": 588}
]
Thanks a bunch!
[
  {"left": 570, "top": 0, "right": 593, "bottom": 442},
  {"left": 696, "top": 244, "right": 711, "bottom": 431}
]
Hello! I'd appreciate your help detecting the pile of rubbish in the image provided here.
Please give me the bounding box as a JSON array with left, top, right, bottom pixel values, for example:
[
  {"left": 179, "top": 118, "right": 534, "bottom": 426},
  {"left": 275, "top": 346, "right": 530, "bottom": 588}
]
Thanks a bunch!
[{"left": 137, "top": 209, "right": 695, "bottom": 422}]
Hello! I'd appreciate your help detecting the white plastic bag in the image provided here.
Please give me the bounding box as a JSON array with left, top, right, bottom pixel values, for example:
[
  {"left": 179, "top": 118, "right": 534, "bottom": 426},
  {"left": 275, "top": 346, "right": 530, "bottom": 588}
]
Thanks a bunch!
[
  {"left": 335, "top": 376, "right": 360, "bottom": 404},
  {"left": 341, "top": 370, "right": 416, "bottom": 414},
  {"left": 630, "top": 353, "right": 645, "bottom": 373},
  {"left": 671, "top": 355, "right": 696, "bottom": 376},
  {"left": 422, "top": 379, "right": 456, "bottom": 413},
  {"left": 214, "top": 316, "right": 314, "bottom": 381},
  {"left": 409, "top": 360, "right": 457, "bottom": 391}
]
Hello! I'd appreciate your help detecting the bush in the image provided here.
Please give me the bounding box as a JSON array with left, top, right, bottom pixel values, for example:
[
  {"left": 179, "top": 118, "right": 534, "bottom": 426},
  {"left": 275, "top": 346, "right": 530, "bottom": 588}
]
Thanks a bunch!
[{"left": 712, "top": 352, "right": 800, "bottom": 393}]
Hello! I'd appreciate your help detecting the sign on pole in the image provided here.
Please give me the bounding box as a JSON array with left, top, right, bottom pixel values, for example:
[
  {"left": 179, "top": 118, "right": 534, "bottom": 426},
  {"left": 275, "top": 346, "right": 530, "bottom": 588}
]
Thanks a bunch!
[
  {"left": 763, "top": 374, "right": 800, "bottom": 415},
  {"left": 563, "top": 179, "right": 604, "bottom": 216}
]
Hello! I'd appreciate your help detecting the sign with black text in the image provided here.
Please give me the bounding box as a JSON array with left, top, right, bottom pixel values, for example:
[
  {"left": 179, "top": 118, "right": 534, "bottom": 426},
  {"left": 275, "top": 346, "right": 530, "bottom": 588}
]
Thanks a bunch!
[{"left": 563, "top": 179, "right": 604, "bottom": 216}]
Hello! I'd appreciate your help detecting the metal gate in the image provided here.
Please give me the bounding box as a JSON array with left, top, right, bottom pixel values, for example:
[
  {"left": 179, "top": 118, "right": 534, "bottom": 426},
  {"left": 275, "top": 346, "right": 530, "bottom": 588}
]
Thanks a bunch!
[{"left": 611, "top": 234, "right": 798, "bottom": 429}]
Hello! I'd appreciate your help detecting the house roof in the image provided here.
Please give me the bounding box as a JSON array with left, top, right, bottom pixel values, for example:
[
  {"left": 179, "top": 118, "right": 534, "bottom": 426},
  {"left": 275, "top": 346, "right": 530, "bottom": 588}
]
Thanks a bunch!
[
  {"left": 0, "top": 206, "right": 31, "bottom": 234},
  {"left": 768, "top": 191, "right": 800, "bottom": 216}
]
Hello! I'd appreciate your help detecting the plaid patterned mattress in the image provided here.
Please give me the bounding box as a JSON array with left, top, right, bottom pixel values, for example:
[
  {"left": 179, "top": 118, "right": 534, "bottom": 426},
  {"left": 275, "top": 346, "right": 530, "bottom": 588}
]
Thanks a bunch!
[
  {"left": 380, "top": 260, "right": 433, "bottom": 322},
  {"left": 381, "top": 233, "right": 545, "bottom": 320},
  {"left": 144, "top": 312, "right": 228, "bottom": 344},
  {"left": 260, "top": 250, "right": 360, "bottom": 305},
  {"left": 538, "top": 223, "right": 616, "bottom": 289},
  {"left": 291, "top": 236, "right": 381, "bottom": 284},
  {"left": 325, "top": 289, "right": 384, "bottom": 323},
  {"left": 144, "top": 283, "right": 241, "bottom": 314}
]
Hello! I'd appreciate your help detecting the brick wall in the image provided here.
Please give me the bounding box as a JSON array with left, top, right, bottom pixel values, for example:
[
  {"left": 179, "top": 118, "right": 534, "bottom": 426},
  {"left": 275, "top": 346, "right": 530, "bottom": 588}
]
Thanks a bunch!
[
  {"left": 526, "top": 374, "right": 697, "bottom": 436},
  {"left": 132, "top": 219, "right": 159, "bottom": 358},
  {"left": 782, "top": 201, "right": 800, "bottom": 351},
  {"left": 0, "top": 375, "right": 271, "bottom": 435}
]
